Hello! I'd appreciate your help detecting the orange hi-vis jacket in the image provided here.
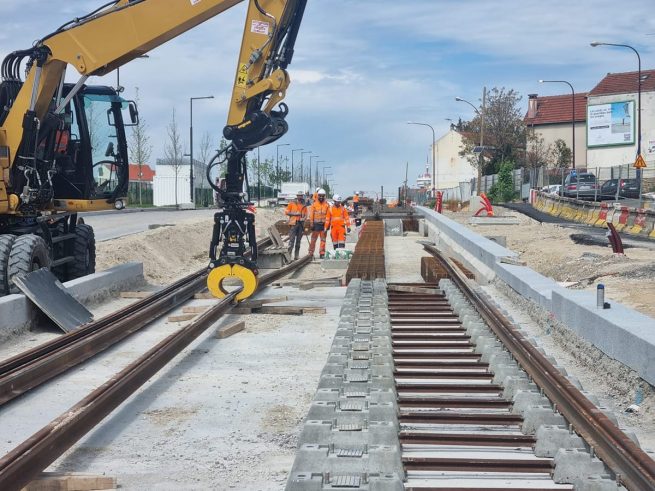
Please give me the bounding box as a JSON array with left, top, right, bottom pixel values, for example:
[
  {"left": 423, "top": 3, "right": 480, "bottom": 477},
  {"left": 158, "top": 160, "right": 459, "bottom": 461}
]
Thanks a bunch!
[
  {"left": 285, "top": 202, "right": 307, "bottom": 225},
  {"left": 325, "top": 205, "right": 350, "bottom": 231},
  {"left": 353, "top": 195, "right": 359, "bottom": 203},
  {"left": 309, "top": 200, "right": 330, "bottom": 224}
]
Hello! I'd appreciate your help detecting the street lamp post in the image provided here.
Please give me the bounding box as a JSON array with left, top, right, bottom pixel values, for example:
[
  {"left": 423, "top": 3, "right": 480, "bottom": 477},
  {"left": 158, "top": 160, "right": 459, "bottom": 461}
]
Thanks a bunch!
[
  {"left": 540, "top": 80, "right": 576, "bottom": 169},
  {"left": 310, "top": 155, "right": 320, "bottom": 188},
  {"left": 456, "top": 88, "right": 486, "bottom": 194},
  {"left": 276, "top": 143, "right": 290, "bottom": 190},
  {"left": 591, "top": 42, "right": 643, "bottom": 190},
  {"left": 407, "top": 122, "right": 437, "bottom": 195},
  {"left": 291, "top": 148, "right": 303, "bottom": 181},
  {"left": 190, "top": 95, "right": 214, "bottom": 205},
  {"left": 301, "top": 151, "right": 312, "bottom": 183}
]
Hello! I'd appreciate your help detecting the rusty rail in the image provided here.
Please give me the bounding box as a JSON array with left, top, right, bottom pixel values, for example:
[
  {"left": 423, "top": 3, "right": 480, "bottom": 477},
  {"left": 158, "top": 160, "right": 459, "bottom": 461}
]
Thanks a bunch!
[
  {"left": 345, "top": 220, "right": 385, "bottom": 283},
  {"left": 423, "top": 243, "right": 655, "bottom": 491},
  {"left": 0, "top": 237, "right": 272, "bottom": 406},
  {"left": 0, "top": 253, "right": 311, "bottom": 491}
]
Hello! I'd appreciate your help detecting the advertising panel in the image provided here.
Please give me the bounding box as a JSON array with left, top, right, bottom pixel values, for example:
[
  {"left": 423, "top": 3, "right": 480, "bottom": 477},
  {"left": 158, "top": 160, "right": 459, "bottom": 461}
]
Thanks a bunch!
[{"left": 587, "top": 100, "right": 635, "bottom": 147}]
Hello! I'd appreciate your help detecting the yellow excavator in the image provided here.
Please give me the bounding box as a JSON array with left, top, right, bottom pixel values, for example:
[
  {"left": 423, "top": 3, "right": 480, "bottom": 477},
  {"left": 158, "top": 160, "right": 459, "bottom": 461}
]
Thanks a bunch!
[{"left": 0, "top": 0, "right": 307, "bottom": 298}]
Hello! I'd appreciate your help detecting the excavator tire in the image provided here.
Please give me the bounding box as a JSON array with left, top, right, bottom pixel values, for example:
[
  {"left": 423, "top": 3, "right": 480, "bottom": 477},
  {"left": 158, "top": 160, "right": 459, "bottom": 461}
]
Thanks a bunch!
[
  {"left": 0, "top": 234, "right": 17, "bottom": 296},
  {"left": 8, "top": 234, "right": 51, "bottom": 294},
  {"left": 68, "top": 224, "right": 96, "bottom": 280}
]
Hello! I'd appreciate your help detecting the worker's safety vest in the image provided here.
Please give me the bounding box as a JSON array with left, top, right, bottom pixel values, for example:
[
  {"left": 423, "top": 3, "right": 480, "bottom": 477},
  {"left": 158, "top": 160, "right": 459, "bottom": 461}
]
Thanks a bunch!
[
  {"left": 309, "top": 201, "right": 329, "bottom": 223},
  {"left": 285, "top": 202, "right": 306, "bottom": 225},
  {"left": 326, "top": 205, "right": 350, "bottom": 229},
  {"left": 353, "top": 195, "right": 359, "bottom": 203}
]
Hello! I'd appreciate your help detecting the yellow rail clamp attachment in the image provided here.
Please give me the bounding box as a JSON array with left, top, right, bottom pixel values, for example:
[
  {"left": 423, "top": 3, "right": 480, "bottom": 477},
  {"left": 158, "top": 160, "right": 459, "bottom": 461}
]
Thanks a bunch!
[{"left": 207, "top": 264, "right": 258, "bottom": 302}]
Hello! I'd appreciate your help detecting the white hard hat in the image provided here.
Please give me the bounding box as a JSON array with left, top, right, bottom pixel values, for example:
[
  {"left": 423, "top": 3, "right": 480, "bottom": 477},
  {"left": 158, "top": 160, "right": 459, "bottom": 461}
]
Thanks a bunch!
[
  {"left": 296, "top": 190, "right": 304, "bottom": 195},
  {"left": 317, "top": 188, "right": 326, "bottom": 196},
  {"left": 315, "top": 187, "right": 320, "bottom": 192},
  {"left": 333, "top": 194, "right": 342, "bottom": 202}
]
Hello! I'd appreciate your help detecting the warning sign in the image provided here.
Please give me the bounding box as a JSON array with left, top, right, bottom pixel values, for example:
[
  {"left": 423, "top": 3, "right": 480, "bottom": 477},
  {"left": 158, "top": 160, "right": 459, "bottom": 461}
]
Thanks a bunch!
[
  {"left": 634, "top": 154, "right": 647, "bottom": 169},
  {"left": 236, "top": 63, "right": 248, "bottom": 88},
  {"left": 251, "top": 20, "right": 270, "bottom": 36}
]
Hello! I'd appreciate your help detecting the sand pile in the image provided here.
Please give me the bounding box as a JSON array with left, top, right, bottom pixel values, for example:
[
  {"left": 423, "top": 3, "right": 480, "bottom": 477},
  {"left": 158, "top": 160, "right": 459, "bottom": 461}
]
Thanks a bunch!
[{"left": 96, "top": 208, "right": 283, "bottom": 284}]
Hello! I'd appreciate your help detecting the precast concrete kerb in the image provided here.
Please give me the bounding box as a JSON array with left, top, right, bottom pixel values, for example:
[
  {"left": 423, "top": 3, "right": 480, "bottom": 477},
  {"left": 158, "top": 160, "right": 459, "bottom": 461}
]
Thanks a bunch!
[
  {"left": 286, "top": 279, "right": 404, "bottom": 491},
  {"left": 439, "top": 278, "right": 627, "bottom": 491}
]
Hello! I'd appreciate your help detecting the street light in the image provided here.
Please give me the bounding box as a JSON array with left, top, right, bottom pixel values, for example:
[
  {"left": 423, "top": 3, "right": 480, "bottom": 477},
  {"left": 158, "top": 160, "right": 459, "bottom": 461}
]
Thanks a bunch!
[
  {"left": 301, "top": 151, "right": 312, "bottom": 183},
  {"left": 310, "top": 155, "right": 320, "bottom": 188},
  {"left": 291, "top": 148, "right": 303, "bottom": 181},
  {"left": 276, "top": 143, "right": 290, "bottom": 189},
  {"left": 591, "top": 42, "right": 643, "bottom": 166},
  {"left": 115, "top": 54, "right": 149, "bottom": 93},
  {"left": 455, "top": 89, "right": 487, "bottom": 194},
  {"left": 190, "top": 95, "right": 214, "bottom": 205},
  {"left": 539, "top": 80, "right": 577, "bottom": 169},
  {"left": 407, "top": 121, "right": 437, "bottom": 194}
]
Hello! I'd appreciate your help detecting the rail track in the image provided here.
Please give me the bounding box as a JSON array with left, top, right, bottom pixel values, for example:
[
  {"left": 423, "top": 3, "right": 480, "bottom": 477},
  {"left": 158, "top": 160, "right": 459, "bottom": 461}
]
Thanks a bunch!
[
  {"left": 0, "top": 237, "right": 272, "bottom": 406},
  {"left": 0, "top": 246, "right": 309, "bottom": 491}
]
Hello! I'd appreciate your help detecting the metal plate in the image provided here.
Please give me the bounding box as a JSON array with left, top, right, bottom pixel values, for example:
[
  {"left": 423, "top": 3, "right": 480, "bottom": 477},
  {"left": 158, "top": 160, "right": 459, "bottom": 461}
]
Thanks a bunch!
[{"left": 13, "top": 269, "right": 94, "bottom": 333}]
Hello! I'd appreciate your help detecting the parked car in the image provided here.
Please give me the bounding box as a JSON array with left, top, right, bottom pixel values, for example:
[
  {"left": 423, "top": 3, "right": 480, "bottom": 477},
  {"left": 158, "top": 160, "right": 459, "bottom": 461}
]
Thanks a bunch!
[
  {"left": 599, "top": 178, "right": 640, "bottom": 200},
  {"left": 562, "top": 173, "right": 599, "bottom": 200},
  {"left": 541, "top": 184, "right": 561, "bottom": 195}
]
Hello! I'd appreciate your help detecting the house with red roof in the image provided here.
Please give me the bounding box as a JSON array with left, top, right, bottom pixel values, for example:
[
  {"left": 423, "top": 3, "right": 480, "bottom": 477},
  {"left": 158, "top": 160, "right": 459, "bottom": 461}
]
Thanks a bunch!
[
  {"left": 587, "top": 69, "right": 655, "bottom": 169},
  {"left": 524, "top": 92, "right": 588, "bottom": 168},
  {"left": 129, "top": 163, "right": 156, "bottom": 183}
]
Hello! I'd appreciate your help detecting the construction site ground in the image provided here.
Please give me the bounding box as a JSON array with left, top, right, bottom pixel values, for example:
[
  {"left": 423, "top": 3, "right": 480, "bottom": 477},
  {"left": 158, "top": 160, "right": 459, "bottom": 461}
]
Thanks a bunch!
[
  {"left": 0, "top": 209, "right": 653, "bottom": 488},
  {"left": 445, "top": 208, "right": 655, "bottom": 319}
]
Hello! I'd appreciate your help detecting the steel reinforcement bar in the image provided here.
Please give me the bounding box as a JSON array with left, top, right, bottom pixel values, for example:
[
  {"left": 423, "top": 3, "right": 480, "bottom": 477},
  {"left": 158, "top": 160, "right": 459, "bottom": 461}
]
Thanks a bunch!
[
  {"left": 345, "top": 220, "right": 385, "bottom": 283},
  {"left": 0, "top": 254, "right": 312, "bottom": 491},
  {"left": 0, "top": 237, "right": 272, "bottom": 406},
  {"left": 423, "top": 243, "right": 655, "bottom": 491}
]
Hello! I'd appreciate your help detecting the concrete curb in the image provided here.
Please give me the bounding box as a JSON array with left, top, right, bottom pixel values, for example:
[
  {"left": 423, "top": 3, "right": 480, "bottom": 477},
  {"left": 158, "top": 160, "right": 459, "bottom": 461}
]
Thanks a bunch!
[
  {"left": 417, "top": 207, "right": 655, "bottom": 386},
  {"left": 0, "top": 263, "right": 144, "bottom": 341}
]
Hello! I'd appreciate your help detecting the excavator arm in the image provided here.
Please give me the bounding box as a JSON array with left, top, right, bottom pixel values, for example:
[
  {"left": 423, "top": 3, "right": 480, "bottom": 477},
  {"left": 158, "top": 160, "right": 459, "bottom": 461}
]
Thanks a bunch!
[{"left": 0, "top": 0, "right": 308, "bottom": 300}]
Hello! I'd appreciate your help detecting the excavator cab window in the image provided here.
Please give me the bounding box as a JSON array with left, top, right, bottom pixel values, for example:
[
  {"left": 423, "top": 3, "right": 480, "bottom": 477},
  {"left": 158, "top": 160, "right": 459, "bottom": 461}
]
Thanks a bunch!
[{"left": 52, "top": 86, "right": 129, "bottom": 202}]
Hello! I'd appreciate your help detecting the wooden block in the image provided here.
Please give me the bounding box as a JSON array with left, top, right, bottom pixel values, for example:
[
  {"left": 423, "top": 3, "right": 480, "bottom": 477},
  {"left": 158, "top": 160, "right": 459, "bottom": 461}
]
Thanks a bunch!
[
  {"left": 230, "top": 307, "right": 253, "bottom": 315},
  {"left": 120, "top": 291, "right": 151, "bottom": 299},
  {"left": 24, "top": 472, "right": 116, "bottom": 491},
  {"left": 257, "top": 305, "right": 304, "bottom": 315},
  {"left": 182, "top": 306, "right": 210, "bottom": 314},
  {"left": 167, "top": 313, "right": 197, "bottom": 322},
  {"left": 194, "top": 292, "right": 216, "bottom": 300},
  {"left": 302, "top": 307, "right": 327, "bottom": 314},
  {"left": 216, "top": 321, "right": 245, "bottom": 339},
  {"left": 387, "top": 285, "right": 439, "bottom": 295}
]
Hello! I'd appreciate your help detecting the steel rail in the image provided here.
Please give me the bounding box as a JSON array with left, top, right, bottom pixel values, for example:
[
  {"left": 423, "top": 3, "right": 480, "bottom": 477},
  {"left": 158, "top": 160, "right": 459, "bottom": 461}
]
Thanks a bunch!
[
  {"left": 0, "top": 253, "right": 312, "bottom": 491},
  {"left": 0, "top": 237, "right": 272, "bottom": 406},
  {"left": 423, "top": 243, "right": 655, "bottom": 491}
]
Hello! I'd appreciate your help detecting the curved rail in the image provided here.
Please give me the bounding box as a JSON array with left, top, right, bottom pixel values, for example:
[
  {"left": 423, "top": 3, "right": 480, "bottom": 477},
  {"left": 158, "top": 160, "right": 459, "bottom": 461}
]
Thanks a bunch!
[
  {"left": 0, "top": 253, "right": 312, "bottom": 490},
  {"left": 423, "top": 243, "right": 655, "bottom": 491},
  {"left": 0, "top": 237, "right": 272, "bottom": 406}
]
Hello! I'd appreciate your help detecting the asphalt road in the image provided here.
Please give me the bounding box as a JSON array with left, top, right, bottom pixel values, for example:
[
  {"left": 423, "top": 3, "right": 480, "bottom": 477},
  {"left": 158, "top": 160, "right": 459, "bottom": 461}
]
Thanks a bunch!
[{"left": 81, "top": 208, "right": 216, "bottom": 241}]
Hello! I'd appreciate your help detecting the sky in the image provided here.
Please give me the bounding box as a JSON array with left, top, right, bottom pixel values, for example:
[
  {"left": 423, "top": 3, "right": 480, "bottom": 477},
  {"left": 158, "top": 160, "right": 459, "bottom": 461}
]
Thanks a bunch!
[{"left": 1, "top": 0, "right": 654, "bottom": 197}]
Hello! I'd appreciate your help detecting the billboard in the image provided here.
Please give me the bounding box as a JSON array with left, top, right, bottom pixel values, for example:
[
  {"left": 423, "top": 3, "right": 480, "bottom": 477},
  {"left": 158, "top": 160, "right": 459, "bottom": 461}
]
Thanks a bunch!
[{"left": 587, "top": 100, "right": 635, "bottom": 147}]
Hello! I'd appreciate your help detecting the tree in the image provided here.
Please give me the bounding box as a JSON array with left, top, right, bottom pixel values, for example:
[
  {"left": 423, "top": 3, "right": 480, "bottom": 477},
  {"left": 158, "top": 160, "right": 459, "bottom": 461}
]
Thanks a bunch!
[
  {"left": 196, "top": 131, "right": 213, "bottom": 206},
  {"left": 128, "top": 88, "right": 153, "bottom": 205},
  {"left": 552, "top": 139, "right": 572, "bottom": 169},
  {"left": 488, "top": 160, "right": 517, "bottom": 203},
  {"left": 164, "top": 108, "right": 184, "bottom": 207},
  {"left": 525, "top": 131, "right": 552, "bottom": 169},
  {"left": 459, "top": 87, "right": 526, "bottom": 175}
]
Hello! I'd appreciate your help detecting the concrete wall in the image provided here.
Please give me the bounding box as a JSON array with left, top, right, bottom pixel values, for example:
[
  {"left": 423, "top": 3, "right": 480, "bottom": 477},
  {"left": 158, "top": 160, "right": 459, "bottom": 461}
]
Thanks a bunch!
[
  {"left": 587, "top": 91, "right": 655, "bottom": 168},
  {"left": 530, "top": 121, "right": 587, "bottom": 168},
  {"left": 0, "top": 263, "right": 144, "bottom": 342},
  {"left": 432, "top": 129, "right": 477, "bottom": 190},
  {"left": 417, "top": 206, "right": 655, "bottom": 385}
]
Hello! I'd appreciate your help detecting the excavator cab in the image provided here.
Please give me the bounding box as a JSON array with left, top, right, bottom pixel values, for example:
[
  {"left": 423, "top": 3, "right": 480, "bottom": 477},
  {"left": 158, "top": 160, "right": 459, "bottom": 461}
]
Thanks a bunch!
[{"left": 50, "top": 85, "right": 131, "bottom": 209}]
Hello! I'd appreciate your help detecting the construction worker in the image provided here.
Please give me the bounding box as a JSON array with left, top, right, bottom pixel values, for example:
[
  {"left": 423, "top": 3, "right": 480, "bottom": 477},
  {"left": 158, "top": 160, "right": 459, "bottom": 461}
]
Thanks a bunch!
[
  {"left": 285, "top": 191, "right": 307, "bottom": 260},
  {"left": 353, "top": 192, "right": 360, "bottom": 215},
  {"left": 312, "top": 187, "right": 320, "bottom": 203},
  {"left": 308, "top": 188, "right": 329, "bottom": 258},
  {"left": 325, "top": 194, "right": 350, "bottom": 249}
]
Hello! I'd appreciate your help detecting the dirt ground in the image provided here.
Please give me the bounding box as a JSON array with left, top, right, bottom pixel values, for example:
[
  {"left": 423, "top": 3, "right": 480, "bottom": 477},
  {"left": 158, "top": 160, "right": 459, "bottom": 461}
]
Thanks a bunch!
[
  {"left": 96, "top": 207, "right": 287, "bottom": 285},
  {"left": 446, "top": 209, "right": 655, "bottom": 318}
]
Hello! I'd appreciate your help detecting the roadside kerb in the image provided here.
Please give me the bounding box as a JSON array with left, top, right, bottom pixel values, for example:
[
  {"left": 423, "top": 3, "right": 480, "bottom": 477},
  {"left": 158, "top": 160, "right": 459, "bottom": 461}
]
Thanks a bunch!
[{"left": 0, "top": 263, "right": 144, "bottom": 341}]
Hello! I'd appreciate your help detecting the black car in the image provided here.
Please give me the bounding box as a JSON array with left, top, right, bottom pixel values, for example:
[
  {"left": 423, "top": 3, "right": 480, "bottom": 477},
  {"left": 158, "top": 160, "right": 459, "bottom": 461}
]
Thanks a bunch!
[
  {"left": 599, "top": 179, "right": 640, "bottom": 200},
  {"left": 562, "top": 173, "right": 599, "bottom": 200}
]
